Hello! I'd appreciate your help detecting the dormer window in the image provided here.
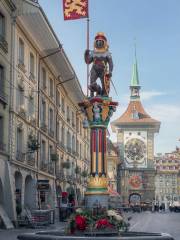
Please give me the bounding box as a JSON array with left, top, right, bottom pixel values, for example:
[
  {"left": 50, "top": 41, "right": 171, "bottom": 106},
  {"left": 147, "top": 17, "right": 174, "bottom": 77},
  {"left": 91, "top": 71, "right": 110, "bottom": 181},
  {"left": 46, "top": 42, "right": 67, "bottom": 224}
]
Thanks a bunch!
[{"left": 131, "top": 106, "right": 139, "bottom": 119}]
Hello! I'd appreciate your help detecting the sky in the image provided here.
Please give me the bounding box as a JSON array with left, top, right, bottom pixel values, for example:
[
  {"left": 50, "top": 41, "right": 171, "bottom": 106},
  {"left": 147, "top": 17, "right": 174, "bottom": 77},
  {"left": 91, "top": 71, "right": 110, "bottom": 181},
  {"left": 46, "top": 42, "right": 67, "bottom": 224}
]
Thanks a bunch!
[{"left": 39, "top": 0, "right": 180, "bottom": 154}]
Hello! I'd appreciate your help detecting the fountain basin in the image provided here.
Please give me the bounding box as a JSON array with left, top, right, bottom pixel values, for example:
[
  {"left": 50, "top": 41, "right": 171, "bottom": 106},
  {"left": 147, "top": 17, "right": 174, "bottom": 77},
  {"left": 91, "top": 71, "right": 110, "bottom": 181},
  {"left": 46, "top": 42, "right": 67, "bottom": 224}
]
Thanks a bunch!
[{"left": 17, "top": 230, "right": 174, "bottom": 240}]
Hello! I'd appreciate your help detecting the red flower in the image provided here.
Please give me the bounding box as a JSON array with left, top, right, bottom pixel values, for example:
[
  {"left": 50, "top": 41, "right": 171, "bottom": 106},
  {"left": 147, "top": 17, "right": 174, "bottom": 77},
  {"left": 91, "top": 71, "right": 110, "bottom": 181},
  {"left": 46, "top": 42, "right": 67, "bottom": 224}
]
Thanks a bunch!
[
  {"left": 75, "top": 215, "right": 86, "bottom": 230},
  {"left": 95, "top": 218, "right": 113, "bottom": 229}
]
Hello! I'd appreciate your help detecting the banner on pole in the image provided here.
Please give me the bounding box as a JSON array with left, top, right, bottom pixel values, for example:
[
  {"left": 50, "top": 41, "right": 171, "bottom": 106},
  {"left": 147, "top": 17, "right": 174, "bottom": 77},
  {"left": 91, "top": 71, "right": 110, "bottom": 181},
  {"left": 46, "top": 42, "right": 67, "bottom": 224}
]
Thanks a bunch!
[{"left": 63, "top": 0, "right": 88, "bottom": 20}]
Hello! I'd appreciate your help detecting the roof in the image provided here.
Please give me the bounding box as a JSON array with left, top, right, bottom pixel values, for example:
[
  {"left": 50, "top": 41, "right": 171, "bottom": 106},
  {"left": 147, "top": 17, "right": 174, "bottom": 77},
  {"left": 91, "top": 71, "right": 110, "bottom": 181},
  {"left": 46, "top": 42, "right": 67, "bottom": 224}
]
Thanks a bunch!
[
  {"left": 111, "top": 100, "right": 160, "bottom": 131},
  {"left": 131, "top": 58, "right": 139, "bottom": 87}
]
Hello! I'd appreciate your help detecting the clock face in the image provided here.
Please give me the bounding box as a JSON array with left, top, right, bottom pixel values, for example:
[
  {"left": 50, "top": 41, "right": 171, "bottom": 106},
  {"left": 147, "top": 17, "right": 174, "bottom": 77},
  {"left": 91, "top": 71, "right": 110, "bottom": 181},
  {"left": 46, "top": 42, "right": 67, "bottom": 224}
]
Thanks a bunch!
[{"left": 125, "top": 138, "right": 146, "bottom": 165}]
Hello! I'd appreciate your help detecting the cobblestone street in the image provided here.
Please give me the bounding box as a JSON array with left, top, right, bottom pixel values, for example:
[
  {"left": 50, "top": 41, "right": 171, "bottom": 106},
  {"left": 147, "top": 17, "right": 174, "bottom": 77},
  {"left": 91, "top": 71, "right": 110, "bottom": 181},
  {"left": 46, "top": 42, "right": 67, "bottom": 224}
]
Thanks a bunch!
[{"left": 129, "top": 211, "right": 180, "bottom": 240}]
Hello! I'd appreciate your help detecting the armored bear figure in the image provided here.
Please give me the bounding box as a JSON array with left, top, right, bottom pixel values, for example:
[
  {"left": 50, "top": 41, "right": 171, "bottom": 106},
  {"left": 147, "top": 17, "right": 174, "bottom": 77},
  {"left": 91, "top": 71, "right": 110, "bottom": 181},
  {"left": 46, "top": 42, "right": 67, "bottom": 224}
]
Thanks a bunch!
[{"left": 84, "top": 32, "right": 113, "bottom": 97}]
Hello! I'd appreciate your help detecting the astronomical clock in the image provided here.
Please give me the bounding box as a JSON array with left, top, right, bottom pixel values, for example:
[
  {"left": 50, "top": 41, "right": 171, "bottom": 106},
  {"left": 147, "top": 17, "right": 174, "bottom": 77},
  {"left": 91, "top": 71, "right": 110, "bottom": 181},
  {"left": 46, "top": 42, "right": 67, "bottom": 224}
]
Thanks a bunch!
[{"left": 124, "top": 131, "right": 147, "bottom": 168}]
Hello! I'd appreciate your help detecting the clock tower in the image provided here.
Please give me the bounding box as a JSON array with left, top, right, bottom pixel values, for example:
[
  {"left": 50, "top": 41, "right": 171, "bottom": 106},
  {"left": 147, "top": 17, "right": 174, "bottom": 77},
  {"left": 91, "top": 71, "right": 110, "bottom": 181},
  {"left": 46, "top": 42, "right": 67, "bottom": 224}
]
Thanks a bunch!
[{"left": 111, "top": 55, "right": 161, "bottom": 204}]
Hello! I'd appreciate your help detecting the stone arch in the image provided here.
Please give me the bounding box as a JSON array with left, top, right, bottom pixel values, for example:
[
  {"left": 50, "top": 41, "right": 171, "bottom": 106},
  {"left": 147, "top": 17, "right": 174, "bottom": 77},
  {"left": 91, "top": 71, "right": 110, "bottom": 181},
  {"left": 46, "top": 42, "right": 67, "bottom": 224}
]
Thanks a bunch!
[
  {"left": 14, "top": 171, "right": 23, "bottom": 216},
  {"left": 47, "top": 184, "right": 54, "bottom": 209},
  {"left": 56, "top": 185, "right": 62, "bottom": 208},
  {"left": 24, "top": 175, "right": 36, "bottom": 210},
  {"left": 0, "top": 178, "right": 4, "bottom": 205},
  {"left": 129, "top": 193, "right": 141, "bottom": 205}
]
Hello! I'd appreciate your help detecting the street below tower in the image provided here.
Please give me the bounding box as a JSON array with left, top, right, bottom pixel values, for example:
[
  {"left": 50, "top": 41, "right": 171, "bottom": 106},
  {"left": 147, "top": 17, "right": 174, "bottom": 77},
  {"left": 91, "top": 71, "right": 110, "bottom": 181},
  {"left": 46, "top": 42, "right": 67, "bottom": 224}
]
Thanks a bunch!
[{"left": 128, "top": 211, "right": 180, "bottom": 240}]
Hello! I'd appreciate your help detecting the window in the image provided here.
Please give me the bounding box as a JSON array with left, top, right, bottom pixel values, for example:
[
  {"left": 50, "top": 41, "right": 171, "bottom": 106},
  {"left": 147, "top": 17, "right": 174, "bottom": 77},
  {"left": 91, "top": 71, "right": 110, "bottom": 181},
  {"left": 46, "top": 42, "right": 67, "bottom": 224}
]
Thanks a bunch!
[
  {"left": 41, "top": 100, "right": 46, "bottom": 124},
  {"left": 28, "top": 96, "right": 34, "bottom": 116},
  {"left": 67, "top": 106, "right": 70, "bottom": 122},
  {"left": 80, "top": 143, "right": 82, "bottom": 159},
  {"left": 17, "top": 86, "right": 24, "bottom": 108},
  {"left": 61, "top": 97, "right": 65, "bottom": 112},
  {"left": 61, "top": 126, "right": 64, "bottom": 145},
  {"left": 17, "top": 127, "right": 23, "bottom": 153},
  {"left": 49, "top": 145, "right": 53, "bottom": 163},
  {"left": 56, "top": 121, "right": 60, "bottom": 142},
  {"left": 72, "top": 112, "right": 75, "bottom": 127},
  {"left": 49, "top": 108, "right": 53, "bottom": 132},
  {"left": 49, "top": 78, "right": 54, "bottom": 98},
  {"left": 66, "top": 131, "right": 70, "bottom": 148},
  {"left": 41, "top": 140, "right": 46, "bottom": 162},
  {"left": 80, "top": 121, "right": 82, "bottom": 135},
  {"left": 30, "top": 53, "right": 35, "bottom": 77},
  {"left": 19, "top": 38, "right": 24, "bottom": 65},
  {"left": 72, "top": 135, "right": 75, "bottom": 153},
  {"left": 42, "top": 68, "right": 46, "bottom": 89},
  {"left": 0, "top": 65, "right": 4, "bottom": 96},
  {"left": 56, "top": 91, "right": 60, "bottom": 107},
  {"left": 0, "top": 116, "right": 3, "bottom": 147},
  {"left": 0, "top": 12, "right": 5, "bottom": 38},
  {"left": 77, "top": 118, "right": 79, "bottom": 133}
]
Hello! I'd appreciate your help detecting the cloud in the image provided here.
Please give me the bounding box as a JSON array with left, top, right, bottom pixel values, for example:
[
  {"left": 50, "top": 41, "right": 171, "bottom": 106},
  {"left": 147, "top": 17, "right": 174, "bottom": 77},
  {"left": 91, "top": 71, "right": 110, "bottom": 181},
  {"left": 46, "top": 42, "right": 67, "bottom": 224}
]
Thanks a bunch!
[
  {"left": 147, "top": 104, "right": 180, "bottom": 123},
  {"left": 141, "top": 91, "right": 166, "bottom": 101}
]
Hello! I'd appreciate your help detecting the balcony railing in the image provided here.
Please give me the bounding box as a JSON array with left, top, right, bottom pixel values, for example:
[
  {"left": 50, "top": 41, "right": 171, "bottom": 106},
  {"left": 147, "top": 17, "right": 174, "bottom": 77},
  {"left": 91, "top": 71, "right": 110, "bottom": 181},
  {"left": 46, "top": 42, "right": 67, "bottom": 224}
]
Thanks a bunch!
[
  {"left": 0, "top": 34, "right": 8, "bottom": 53},
  {"left": 40, "top": 162, "right": 48, "bottom": 172},
  {"left": 67, "top": 147, "right": 71, "bottom": 154},
  {"left": 49, "top": 129, "right": 54, "bottom": 138},
  {"left": 18, "top": 60, "right": 26, "bottom": 73},
  {"left": 29, "top": 72, "right": 35, "bottom": 82},
  {"left": 59, "top": 141, "right": 65, "bottom": 150},
  {"left": 40, "top": 122, "right": 47, "bottom": 132},
  {"left": 26, "top": 153, "right": 35, "bottom": 167},
  {"left": 0, "top": 90, "right": 8, "bottom": 105},
  {"left": 66, "top": 174, "right": 74, "bottom": 183},
  {"left": 16, "top": 151, "right": 25, "bottom": 162},
  {"left": 56, "top": 170, "right": 65, "bottom": 181},
  {"left": 18, "top": 107, "right": 27, "bottom": 119}
]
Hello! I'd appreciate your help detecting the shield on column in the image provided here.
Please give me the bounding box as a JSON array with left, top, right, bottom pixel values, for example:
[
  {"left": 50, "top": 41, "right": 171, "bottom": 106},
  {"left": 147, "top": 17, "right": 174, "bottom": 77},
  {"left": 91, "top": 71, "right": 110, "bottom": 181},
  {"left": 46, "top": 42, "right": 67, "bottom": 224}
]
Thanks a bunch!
[{"left": 103, "top": 73, "right": 110, "bottom": 96}]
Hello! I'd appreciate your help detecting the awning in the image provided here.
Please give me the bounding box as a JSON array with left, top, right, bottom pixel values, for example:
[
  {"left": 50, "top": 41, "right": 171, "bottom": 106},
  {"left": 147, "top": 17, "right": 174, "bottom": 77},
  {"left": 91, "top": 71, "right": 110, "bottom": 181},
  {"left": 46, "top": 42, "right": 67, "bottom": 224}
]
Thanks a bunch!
[{"left": 37, "top": 179, "right": 50, "bottom": 191}]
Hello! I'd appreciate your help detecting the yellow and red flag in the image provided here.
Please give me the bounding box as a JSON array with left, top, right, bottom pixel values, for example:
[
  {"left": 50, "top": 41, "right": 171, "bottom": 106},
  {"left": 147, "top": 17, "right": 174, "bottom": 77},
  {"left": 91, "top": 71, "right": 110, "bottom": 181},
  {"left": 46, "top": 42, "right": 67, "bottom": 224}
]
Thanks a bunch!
[{"left": 63, "top": 0, "right": 88, "bottom": 20}]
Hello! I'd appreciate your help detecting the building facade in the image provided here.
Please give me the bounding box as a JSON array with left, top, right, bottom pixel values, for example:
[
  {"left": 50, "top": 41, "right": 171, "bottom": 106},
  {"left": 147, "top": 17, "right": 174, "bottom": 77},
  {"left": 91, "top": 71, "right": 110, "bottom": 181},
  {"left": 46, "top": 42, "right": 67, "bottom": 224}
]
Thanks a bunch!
[
  {"left": 155, "top": 153, "right": 180, "bottom": 206},
  {"left": 0, "top": 0, "right": 90, "bottom": 225},
  {"left": 107, "top": 138, "right": 119, "bottom": 192},
  {"left": 111, "top": 56, "right": 160, "bottom": 205},
  {"left": 0, "top": 0, "right": 16, "bottom": 225}
]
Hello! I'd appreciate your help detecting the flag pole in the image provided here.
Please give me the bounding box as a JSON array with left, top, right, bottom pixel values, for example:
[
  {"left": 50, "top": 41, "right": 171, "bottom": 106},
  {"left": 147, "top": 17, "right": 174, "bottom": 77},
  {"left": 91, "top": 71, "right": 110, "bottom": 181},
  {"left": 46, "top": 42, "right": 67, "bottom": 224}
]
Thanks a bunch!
[{"left": 87, "top": 18, "right": 90, "bottom": 97}]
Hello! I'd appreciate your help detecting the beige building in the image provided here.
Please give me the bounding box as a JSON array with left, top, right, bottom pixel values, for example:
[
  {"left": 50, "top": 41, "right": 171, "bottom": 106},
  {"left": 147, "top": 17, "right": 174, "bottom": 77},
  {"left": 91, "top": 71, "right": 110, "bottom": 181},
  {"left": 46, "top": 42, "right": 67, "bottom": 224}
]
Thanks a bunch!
[
  {"left": 0, "top": 0, "right": 90, "bottom": 226},
  {"left": 155, "top": 153, "right": 180, "bottom": 206},
  {"left": 0, "top": 0, "right": 16, "bottom": 226}
]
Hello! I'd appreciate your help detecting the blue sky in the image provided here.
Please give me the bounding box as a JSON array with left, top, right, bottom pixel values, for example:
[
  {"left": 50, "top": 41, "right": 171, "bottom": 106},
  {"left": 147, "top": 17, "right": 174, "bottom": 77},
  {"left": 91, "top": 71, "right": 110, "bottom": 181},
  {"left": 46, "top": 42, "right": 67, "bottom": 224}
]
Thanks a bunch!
[{"left": 39, "top": 0, "right": 180, "bottom": 154}]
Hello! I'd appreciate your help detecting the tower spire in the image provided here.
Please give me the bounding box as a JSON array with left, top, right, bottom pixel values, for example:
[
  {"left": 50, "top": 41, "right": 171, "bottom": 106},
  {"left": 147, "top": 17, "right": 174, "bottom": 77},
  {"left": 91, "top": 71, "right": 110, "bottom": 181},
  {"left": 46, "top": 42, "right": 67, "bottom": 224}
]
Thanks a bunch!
[{"left": 130, "top": 41, "right": 141, "bottom": 100}]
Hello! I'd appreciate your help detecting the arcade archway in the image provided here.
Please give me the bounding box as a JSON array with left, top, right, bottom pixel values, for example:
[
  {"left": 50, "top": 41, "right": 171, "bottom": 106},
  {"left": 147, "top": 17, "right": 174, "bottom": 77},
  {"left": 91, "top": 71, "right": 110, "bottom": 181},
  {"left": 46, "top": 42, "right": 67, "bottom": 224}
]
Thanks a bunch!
[
  {"left": 24, "top": 175, "right": 36, "bottom": 209},
  {"left": 129, "top": 193, "right": 141, "bottom": 205}
]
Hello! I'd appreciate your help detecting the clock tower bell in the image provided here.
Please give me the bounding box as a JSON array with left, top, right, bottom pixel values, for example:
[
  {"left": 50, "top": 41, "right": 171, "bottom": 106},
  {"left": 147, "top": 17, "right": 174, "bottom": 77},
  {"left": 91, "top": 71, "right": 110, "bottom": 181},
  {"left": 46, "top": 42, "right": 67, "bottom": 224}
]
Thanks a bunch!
[{"left": 111, "top": 54, "right": 161, "bottom": 204}]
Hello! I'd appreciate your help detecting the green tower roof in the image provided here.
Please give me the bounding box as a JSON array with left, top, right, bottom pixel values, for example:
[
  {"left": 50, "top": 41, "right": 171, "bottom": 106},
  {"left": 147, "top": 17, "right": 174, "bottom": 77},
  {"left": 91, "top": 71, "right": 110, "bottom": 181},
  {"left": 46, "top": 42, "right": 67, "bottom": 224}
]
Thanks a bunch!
[{"left": 131, "top": 57, "right": 139, "bottom": 87}]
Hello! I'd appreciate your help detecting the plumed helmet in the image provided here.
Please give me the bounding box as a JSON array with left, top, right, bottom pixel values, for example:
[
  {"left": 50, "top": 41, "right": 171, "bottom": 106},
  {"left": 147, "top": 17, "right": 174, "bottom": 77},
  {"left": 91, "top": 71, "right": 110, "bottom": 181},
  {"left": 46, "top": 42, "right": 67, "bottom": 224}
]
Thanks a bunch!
[{"left": 94, "top": 32, "right": 109, "bottom": 52}]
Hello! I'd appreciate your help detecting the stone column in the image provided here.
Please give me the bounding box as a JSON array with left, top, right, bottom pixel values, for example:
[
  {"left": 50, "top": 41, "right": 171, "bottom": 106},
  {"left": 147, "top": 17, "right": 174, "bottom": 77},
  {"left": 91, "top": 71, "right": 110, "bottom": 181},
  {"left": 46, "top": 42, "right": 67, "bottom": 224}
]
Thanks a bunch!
[{"left": 79, "top": 96, "right": 118, "bottom": 208}]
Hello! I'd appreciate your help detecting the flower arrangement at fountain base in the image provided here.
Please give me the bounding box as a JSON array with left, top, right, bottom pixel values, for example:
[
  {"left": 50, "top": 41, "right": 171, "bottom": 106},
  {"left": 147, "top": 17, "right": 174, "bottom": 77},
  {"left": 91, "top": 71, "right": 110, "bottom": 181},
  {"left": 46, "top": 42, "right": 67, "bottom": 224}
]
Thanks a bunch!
[{"left": 66, "top": 208, "right": 129, "bottom": 235}]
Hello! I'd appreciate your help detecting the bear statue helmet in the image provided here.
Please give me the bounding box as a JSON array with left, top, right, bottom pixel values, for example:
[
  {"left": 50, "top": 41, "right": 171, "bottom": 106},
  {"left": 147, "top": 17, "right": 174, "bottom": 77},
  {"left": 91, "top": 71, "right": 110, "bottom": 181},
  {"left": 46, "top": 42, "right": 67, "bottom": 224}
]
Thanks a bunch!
[{"left": 94, "top": 32, "right": 109, "bottom": 53}]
